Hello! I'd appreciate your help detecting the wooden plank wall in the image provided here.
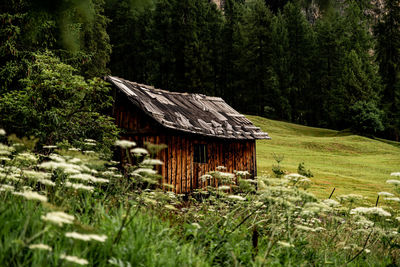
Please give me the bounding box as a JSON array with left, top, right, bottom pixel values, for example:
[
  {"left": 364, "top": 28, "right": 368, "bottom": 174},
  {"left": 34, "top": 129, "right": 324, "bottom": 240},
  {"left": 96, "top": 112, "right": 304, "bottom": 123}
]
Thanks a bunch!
[{"left": 119, "top": 134, "right": 256, "bottom": 194}]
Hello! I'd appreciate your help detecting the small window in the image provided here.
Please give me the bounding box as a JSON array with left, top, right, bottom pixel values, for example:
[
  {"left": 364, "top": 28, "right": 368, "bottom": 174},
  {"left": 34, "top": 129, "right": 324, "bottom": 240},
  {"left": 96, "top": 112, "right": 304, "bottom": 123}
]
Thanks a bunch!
[{"left": 194, "top": 144, "right": 207, "bottom": 163}]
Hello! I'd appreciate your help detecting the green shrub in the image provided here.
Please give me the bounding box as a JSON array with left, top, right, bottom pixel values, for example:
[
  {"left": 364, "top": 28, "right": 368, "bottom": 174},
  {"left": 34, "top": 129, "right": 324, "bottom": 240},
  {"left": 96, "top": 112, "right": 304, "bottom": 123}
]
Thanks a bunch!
[
  {"left": 0, "top": 51, "right": 119, "bottom": 156},
  {"left": 297, "top": 162, "right": 313, "bottom": 178},
  {"left": 350, "top": 101, "right": 384, "bottom": 135}
]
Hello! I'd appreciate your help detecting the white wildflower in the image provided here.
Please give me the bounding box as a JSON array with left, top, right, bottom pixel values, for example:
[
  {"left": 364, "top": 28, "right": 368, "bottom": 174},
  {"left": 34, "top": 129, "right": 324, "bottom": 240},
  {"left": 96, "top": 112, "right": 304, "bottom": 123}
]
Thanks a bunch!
[
  {"left": 102, "top": 171, "right": 115, "bottom": 176},
  {"left": 164, "top": 204, "right": 177, "bottom": 211},
  {"left": 130, "top": 147, "right": 148, "bottom": 155},
  {"left": 301, "top": 202, "right": 332, "bottom": 216},
  {"left": 41, "top": 211, "right": 74, "bottom": 226},
  {"left": 0, "top": 129, "right": 5, "bottom": 135},
  {"left": 378, "top": 192, "right": 395, "bottom": 197},
  {"left": 84, "top": 142, "right": 96, "bottom": 146},
  {"left": 16, "top": 153, "right": 37, "bottom": 162},
  {"left": 113, "top": 174, "right": 123, "bottom": 178},
  {"left": 200, "top": 174, "right": 213, "bottom": 182},
  {"left": 0, "top": 144, "right": 14, "bottom": 152},
  {"left": 68, "top": 147, "right": 81, "bottom": 151},
  {"left": 65, "top": 232, "right": 107, "bottom": 242},
  {"left": 0, "top": 157, "right": 10, "bottom": 161},
  {"left": 84, "top": 139, "right": 96, "bottom": 143},
  {"left": 322, "top": 199, "right": 340, "bottom": 207},
  {"left": 217, "top": 185, "right": 231, "bottom": 191},
  {"left": 227, "top": 195, "right": 246, "bottom": 201},
  {"left": 0, "top": 184, "right": 14, "bottom": 191},
  {"left": 295, "top": 224, "right": 316, "bottom": 232},
  {"left": 3, "top": 166, "right": 20, "bottom": 172},
  {"left": 109, "top": 160, "right": 119, "bottom": 165},
  {"left": 2, "top": 173, "right": 21, "bottom": 182},
  {"left": 277, "top": 241, "right": 294, "bottom": 248},
  {"left": 115, "top": 140, "right": 136, "bottom": 148},
  {"left": 390, "top": 172, "right": 400, "bottom": 176},
  {"left": 38, "top": 179, "right": 56, "bottom": 186},
  {"left": 350, "top": 207, "right": 391, "bottom": 217},
  {"left": 131, "top": 168, "right": 157, "bottom": 175},
  {"left": 216, "top": 166, "right": 226, "bottom": 171},
  {"left": 63, "top": 168, "right": 81, "bottom": 174},
  {"left": 299, "top": 178, "right": 311, "bottom": 183},
  {"left": 60, "top": 254, "right": 88, "bottom": 265},
  {"left": 142, "top": 159, "right": 163, "bottom": 165},
  {"left": 384, "top": 197, "right": 400, "bottom": 202},
  {"left": 65, "top": 182, "right": 94, "bottom": 192},
  {"left": 29, "top": 243, "right": 52, "bottom": 251},
  {"left": 284, "top": 173, "right": 306, "bottom": 181},
  {"left": 49, "top": 154, "right": 65, "bottom": 162},
  {"left": 218, "top": 172, "right": 235, "bottom": 179},
  {"left": 365, "top": 249, "right": 371, "bottom": 254},
  {"left": 0, "top": 150, "right": 11, "bottom": 156},
  {"left": 191, "top": 223, "right": 201, "bottom": 229},
  {"left": 22, "top": 170, "right": 51, "bottom": 179},
  {"left": 83, "top": 150, "right": 95, "bottom": 154},
  {"left": 69, "top": 173, "right": 109, "bottom": 184},
  {"left": 337, "top": 194, "right": 365, "bottom": 202},
  {"left": 39, "top": 161, "right": 82, "bottom": 172},
  {"left": 387, "top": 180, "right": 400, "bottom": 185},
  {"left": 12, "top": 191, "right": 47, "bottom": 202},
  {"left": 68, "top": 158, "right": 82, "bottom": 164},
  {"left": 143, "top": 197, "right": 157, "bottom": 205},
  {"left": 80, "top": 165, "right": 91, "bottom": 173},
  {"left": 235, "top": 170, "right": 250, "bottom": 176},
  {"left": 108, "top": 167, "right": 118, "bottom": 171},
  {"left": 395, "top": 217, "right": 400, "bottom": 222},
  {"left": 355, "top": 216, "right": 374, "bottom": 228},
  {"left": 43, "top": 145, "right": 57, "bottom": 149}
]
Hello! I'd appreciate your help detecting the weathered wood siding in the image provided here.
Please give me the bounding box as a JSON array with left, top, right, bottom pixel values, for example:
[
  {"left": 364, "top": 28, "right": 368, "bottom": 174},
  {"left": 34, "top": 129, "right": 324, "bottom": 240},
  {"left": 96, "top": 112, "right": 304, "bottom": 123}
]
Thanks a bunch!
[{"left": 113, "top": 91, "right": 257, "bottom": 193}]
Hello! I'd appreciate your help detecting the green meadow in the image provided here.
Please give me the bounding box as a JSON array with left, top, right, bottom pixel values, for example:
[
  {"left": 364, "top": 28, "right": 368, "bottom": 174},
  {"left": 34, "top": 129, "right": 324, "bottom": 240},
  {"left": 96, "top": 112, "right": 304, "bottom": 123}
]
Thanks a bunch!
[{"left": 250, "top": 115, "right": 400, "bottom": 201}]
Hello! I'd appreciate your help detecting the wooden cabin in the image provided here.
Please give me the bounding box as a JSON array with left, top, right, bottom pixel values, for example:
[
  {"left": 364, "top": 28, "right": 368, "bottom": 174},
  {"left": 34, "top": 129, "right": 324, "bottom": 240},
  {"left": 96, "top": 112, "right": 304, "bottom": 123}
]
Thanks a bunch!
[{"left": 105, "top": 76, "right": 270, "bottom": 193}]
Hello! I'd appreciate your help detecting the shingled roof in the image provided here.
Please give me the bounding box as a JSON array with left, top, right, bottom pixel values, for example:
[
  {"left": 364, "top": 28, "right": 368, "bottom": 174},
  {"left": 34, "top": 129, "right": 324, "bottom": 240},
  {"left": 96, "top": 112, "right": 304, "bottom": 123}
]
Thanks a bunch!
[{"left": 106, "top": 76, "right": 270, "bottom": 140}]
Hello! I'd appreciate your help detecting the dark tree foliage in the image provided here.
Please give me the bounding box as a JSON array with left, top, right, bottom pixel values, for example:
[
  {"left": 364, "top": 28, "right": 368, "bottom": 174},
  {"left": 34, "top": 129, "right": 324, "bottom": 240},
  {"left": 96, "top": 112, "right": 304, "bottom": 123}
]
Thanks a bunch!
[
  {"left": 375, "top": 0, "right": 400, "bottom": 140},
  {"left": 239, "top": 0, "right": 277, "bottom": 115},
  {"left": 282, "top": 1, "right": 315, "bottom": 124},
  {"left": 0, "top": 0, "right": 398, "bottom": 139},
  {"left": 0, "top": 0, "right": 111, "bottom": 91}
]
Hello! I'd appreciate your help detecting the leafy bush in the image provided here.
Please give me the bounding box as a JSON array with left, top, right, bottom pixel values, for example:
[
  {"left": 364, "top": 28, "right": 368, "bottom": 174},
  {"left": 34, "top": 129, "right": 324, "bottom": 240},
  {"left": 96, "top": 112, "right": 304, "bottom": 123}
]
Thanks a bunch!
[
  {"left": 271, "top": 153, "right": 285, "bottom": 178},
  {"left": 297, "top": 162, "right": 313, "bottom": 178},
  {"left": 0, "top": 51, "right": 119, "bottom": 156}
]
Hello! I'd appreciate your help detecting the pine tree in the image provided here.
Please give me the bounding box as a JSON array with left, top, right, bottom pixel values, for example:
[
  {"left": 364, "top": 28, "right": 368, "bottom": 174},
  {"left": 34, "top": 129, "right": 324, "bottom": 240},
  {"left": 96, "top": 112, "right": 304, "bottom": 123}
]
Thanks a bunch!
[
  {"left": 269, "top": 12, "right": 291, "bottom": 120},
  {"left": 219, "top": 0, "right": 246, "bottom": 107},
  {"left": 150, "top": 0, "right": 223, "bottom": 94},
  {"left": 375, "top": 0, "right": 400, "bottom": 140},
  {"left": 312, "top": 10, "right": 347, "bottom": 128},
  {"left": 106, "top": 0, "right": 154, "bottom": 83},
  {"left": 282, "top": 1, "right": 315, "bottom": 124},
  {"left": 239, "top": 0, "right": 277, "bottom": 115}
]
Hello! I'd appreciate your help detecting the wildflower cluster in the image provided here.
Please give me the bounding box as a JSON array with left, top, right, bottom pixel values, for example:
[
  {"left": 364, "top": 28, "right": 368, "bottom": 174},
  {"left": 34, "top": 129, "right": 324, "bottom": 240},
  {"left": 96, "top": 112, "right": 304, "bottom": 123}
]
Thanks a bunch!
[{"left": 0, "top": 132, "right": 116, "bottom": 265}]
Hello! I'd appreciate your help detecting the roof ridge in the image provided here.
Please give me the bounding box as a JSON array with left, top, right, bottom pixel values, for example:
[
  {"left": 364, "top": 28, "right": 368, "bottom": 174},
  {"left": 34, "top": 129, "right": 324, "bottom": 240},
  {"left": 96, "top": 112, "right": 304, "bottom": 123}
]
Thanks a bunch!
[
  {"left": 107, "top": 76, "right": 223, "bottom": 100},
  {"left": 105, "top": 75, "right": 270, "bottom": 140}
]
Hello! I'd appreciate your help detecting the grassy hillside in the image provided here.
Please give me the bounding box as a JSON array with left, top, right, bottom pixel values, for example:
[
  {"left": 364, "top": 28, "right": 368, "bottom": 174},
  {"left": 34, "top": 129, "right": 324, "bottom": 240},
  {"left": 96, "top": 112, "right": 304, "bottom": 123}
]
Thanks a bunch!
[{"left": 249, "top": 115, "right": 400, "bottom": 201}]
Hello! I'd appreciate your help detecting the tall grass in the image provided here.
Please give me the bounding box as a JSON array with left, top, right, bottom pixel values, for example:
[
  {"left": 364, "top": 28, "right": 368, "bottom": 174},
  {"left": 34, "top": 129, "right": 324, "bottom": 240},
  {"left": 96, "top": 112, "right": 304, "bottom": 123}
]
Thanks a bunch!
[{"left": 0, "top": 130, "right": 399, "bottom": 266}]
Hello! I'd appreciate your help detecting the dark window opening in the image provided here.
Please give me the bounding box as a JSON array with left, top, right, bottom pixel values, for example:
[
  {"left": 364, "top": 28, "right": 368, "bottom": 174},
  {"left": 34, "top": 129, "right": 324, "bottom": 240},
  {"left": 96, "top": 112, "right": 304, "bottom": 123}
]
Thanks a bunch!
[{"left": 194, "top": 144, "right": 207, "bottom": 163}]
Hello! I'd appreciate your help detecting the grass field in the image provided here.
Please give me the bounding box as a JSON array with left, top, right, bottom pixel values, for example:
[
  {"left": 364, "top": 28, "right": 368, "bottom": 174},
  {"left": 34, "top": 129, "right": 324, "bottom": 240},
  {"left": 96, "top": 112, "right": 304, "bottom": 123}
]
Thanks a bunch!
[{"left": 249, "top": 115, "right": 400, "bottom": 202}]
